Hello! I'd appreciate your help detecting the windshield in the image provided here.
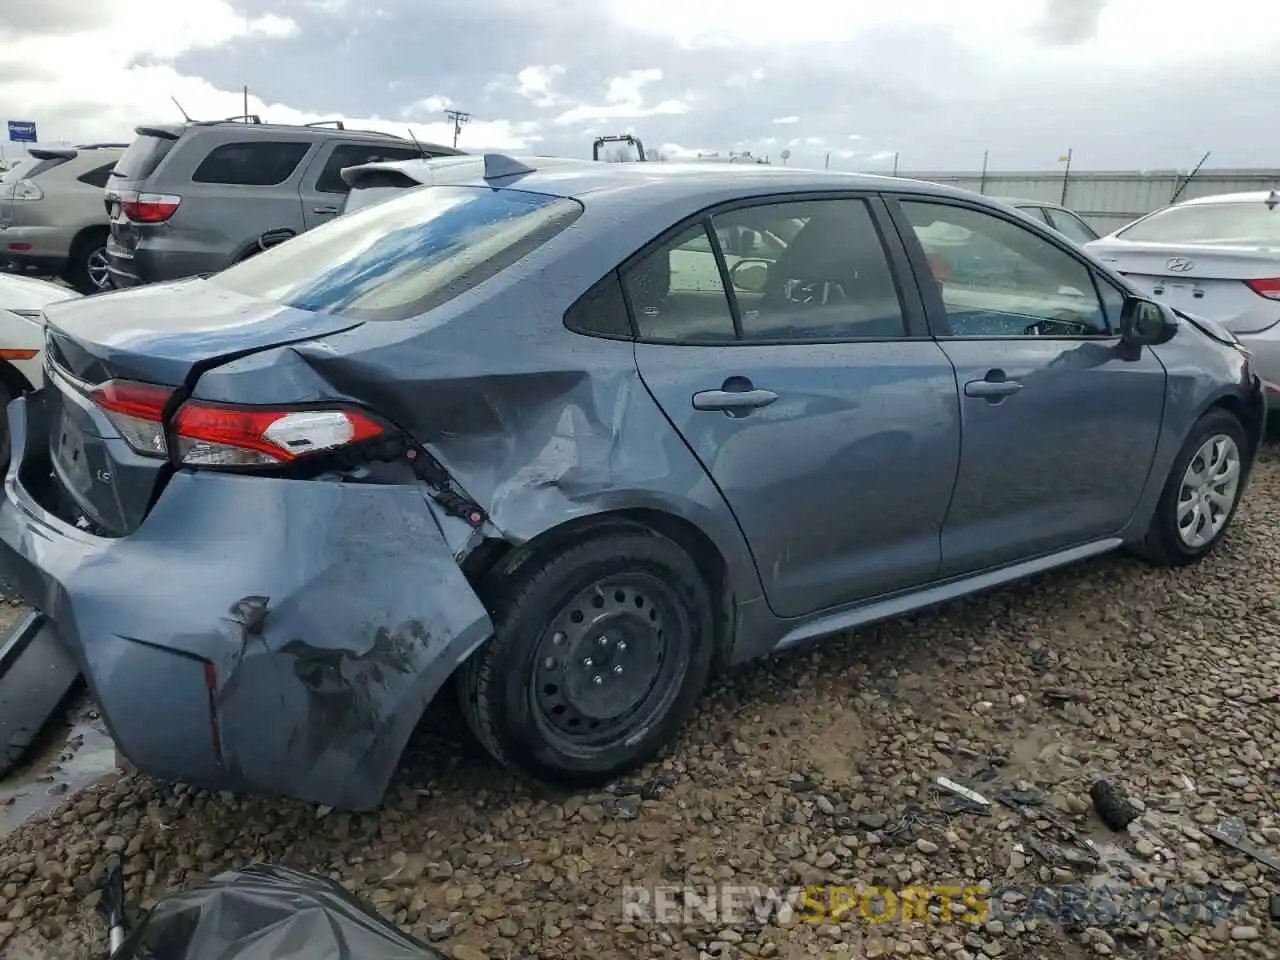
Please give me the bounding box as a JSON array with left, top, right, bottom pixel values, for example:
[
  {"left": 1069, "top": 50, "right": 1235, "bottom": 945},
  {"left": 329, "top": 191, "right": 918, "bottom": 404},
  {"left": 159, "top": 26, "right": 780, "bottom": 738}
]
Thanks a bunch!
[
  {"left": 210, "top": 185, "right": 583, "bottom": 321},
  {"left": 1117, "top": 200, "right": 1280, "bottom": 246}
]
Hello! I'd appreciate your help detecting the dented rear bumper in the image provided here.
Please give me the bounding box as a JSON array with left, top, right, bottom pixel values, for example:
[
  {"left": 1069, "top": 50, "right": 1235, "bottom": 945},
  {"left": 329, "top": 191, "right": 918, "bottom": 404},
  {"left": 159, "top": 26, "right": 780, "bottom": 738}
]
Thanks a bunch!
[{"left": 0, "top": 392, "right": 494, "bottom": 811}]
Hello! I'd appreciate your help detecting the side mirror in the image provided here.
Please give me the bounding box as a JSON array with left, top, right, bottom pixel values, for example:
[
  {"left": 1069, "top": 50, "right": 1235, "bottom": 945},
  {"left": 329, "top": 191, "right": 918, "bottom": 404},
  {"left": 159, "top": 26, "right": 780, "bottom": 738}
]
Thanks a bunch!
[
  {"left": 729, "top": 258, "right": 771, "bottom": 293},
  {"left": 1119, "top": 297, "right": 1178, "bottom": 347}
]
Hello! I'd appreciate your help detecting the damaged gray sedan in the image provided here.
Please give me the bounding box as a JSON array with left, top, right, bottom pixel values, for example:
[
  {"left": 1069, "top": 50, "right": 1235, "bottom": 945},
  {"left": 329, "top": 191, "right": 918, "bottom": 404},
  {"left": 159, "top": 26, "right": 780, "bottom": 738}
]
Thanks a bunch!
[{"left": 0, "top": 155, "right": 1265, "bottom": 811}]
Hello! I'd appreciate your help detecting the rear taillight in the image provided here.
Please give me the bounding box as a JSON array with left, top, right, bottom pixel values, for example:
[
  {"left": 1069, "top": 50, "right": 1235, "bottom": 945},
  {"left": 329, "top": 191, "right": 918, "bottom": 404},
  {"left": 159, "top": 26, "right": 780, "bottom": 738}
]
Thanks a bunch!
[
  {"left": 118, "top": 191, "right": 181, "bottom": 223},
  {"left": 9, "top": 179, "right": 43, "bottom": 202},
  {"left": 89, "top": 379, "right": 386, "bottom": 466},
  {"left": 173, "top": 405, "right": 385, "bottom": 466},
  {"left": 90, "top": 381, "right": 173, "bottom": 457},
  {"left": 1244, "top": 278, "right": 1280, "bottom": 301}
]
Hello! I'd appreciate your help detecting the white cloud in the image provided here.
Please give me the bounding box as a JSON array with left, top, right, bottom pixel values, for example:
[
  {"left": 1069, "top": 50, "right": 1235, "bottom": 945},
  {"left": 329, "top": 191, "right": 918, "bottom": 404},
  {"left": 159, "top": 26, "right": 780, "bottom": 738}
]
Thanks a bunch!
[
  {"left": 514, "top": 65, "right": 567, "bottom": 107},
  {"left": 552, "top": 68, "right": 690, "bottom": 126},
  {"left": 772, "top": 116, "right": 800, "bottom": 125},
  {"left": 0, "top": 0, "right": 539, "bottom": 151}
]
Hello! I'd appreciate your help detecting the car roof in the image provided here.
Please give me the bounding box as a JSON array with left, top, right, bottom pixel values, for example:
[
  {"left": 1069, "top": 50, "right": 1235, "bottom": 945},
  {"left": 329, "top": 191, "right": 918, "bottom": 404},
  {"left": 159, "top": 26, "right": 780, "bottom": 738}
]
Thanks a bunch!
[
  {"left": 134, "top": 120, "right": 456, "bottom": 150},
  {"left": 341, "top": 152, "right": 986, "bottom": 207},
  {"left": 1176, "top": 190, "right": 1280, "bottom": 206},
  {"left": 990, "top": 196, "right": 1062, "bottom": 209}
]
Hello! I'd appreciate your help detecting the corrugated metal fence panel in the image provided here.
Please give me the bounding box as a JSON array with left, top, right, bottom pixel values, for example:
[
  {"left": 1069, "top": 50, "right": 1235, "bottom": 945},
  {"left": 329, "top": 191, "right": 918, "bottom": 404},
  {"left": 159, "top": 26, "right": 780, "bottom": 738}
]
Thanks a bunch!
[{"left": 897, "top": 169, "right": 1280, "bottom": 233}]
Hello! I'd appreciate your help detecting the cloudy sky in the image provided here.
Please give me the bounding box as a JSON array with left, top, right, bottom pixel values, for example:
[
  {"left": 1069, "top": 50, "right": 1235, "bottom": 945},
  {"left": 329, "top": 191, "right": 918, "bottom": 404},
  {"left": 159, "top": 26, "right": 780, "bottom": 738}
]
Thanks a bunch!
[{"left": 0, "top": 0, "right": 1273, "bottom": 172}]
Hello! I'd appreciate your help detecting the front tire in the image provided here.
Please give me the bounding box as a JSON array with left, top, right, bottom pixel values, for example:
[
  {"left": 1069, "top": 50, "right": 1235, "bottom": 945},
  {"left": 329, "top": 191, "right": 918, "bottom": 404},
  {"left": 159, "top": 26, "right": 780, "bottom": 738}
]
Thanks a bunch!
[
  {"left": 458, "top": 530, "right": 714, "bottom": 786},
  {"left": 1139, "top": 409, "right": 1248, "bottom": 566}
]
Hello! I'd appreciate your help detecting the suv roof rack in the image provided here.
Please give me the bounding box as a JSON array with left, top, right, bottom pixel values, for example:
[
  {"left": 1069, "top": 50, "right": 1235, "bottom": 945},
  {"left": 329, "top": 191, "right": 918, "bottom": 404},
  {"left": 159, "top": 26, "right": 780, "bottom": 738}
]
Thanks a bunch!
[{"left": 305, "top": 120, "right": 346, "bottom": 130}]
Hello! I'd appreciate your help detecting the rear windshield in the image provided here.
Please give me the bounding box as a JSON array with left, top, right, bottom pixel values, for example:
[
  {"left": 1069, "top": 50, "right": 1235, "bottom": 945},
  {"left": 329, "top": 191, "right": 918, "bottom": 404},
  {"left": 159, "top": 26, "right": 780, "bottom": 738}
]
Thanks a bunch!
[
  {"left": 209, "top": 185, "right": 583, "bottom": 321},
  {"left": 1117, "top": 201, "right": 1280, "bottom": 246},
  {"left": 111, "top": 134, "right": 177, "bottom": 182},
  {"left": 1, "top": 156, "right": 68, "bottom": 182}
]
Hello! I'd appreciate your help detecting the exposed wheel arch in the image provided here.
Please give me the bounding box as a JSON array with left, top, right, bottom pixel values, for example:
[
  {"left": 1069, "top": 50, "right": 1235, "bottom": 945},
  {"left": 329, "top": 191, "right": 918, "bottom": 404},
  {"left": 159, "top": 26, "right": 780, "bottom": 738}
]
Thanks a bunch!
[
  {"left": 461, "top": 508, "right": 737, "bottom": 672},
  {"left": 0, "top": 359, "right": 35, "bottom": 398}
]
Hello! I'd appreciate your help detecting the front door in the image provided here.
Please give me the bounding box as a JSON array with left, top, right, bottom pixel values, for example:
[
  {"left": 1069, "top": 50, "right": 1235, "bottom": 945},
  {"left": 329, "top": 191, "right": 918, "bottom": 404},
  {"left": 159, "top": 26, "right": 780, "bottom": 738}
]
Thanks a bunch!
[
  {"left": 629, "top": 196, "right": 962, "bottom": 619},
  {"left": 891, "top": 196, "right": 1166, "bottom": 576}
]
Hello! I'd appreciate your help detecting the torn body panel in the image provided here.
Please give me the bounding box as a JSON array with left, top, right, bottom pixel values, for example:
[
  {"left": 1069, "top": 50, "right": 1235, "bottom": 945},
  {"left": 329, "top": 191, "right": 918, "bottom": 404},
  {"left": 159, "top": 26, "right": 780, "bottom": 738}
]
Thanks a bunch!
[
  {"left": 189, "top": 317, "right": 768, "bottom": 615},
  {"left": 0, "top": 392, "right": 493, "bottom": 810}
]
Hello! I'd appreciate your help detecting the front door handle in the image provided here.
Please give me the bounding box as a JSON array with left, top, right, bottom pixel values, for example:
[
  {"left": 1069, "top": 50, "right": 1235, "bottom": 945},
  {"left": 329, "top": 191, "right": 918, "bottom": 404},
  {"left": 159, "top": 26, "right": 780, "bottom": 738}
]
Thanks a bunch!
[
  {"left": 313, "top": 205, "right": 340, "bottom": 215},
  {"left": 964, "top": 372, "right": 1024, "bottom": 400},
  {"left": 692, "top": 388, "right": 779, "bottom": 412}
]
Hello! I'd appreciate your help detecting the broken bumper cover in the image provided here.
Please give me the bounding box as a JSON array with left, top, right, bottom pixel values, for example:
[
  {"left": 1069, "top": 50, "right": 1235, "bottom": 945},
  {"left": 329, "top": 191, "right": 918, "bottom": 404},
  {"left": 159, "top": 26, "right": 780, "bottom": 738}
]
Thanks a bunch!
[{"left": 0, "top": 393, "right": 494, "bottom": 811}]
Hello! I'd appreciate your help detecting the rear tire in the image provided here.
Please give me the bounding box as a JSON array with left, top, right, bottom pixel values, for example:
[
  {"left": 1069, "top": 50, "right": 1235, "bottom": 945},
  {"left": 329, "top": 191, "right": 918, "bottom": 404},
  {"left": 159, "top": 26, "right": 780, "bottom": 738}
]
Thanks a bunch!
[
  {"left": 458, "top": 531, "right": 714, "bottom": 786},
  {"left": 66, "top": 233, "right": 111, "bottom": 295},
  {"left": 1137, "top": 409, "right": 1248, "bottom": 566}
]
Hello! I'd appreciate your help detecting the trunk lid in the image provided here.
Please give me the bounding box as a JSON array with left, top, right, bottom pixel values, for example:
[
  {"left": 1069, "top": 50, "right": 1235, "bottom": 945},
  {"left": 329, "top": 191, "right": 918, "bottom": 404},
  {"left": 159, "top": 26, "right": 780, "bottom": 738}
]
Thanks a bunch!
[
  {"left": 40, "top": 278, "right": 363, "bottom": 536},
  {"left": 41, "top": 277, "right": 363, "bottom": 386},
  {"left": 1087, "top": 240, "right": 1280, "bottom": 333}
]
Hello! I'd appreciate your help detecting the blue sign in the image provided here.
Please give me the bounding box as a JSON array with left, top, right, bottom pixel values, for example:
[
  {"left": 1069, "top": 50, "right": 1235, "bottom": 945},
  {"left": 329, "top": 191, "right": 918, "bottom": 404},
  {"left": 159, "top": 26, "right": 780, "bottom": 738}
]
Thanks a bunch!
[{"left": 7, "top": 121, "right": 37, "bottom": 143}]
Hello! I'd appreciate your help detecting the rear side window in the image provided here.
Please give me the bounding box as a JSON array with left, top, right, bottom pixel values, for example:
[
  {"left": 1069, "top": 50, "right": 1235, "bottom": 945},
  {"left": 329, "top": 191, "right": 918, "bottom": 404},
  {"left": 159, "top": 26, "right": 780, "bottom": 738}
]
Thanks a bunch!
[
  {"left": 1044, "top": 208, "right": 1098, "bottom": 244},
  {"left": 77, "top": 162, "right": 117, "bottom": 188},
  {"left": 209, "top": 185, "right": 583, "bottom": 321},
  {"left": 316, "top": 145, "right": 427, "bottom": 194},
  {"left": 565, "top": 271, "right": 633, "bottom": 338},
  {"left": 112, "top": 134, "right": 177, "bottom": 181},
  {"left": 192, "top": 141, "right": 311, "bottom": 187}
]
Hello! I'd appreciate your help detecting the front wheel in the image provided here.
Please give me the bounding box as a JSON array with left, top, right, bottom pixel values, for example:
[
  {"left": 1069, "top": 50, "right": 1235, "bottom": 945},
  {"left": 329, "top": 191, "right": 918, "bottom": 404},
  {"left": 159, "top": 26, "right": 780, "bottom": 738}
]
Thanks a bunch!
[
  {"left": 458, "top": 530, "right": 714, "bottom": 786},
  {"left": 1138, "top": 409, "right": 1248, "bottom": 566}
]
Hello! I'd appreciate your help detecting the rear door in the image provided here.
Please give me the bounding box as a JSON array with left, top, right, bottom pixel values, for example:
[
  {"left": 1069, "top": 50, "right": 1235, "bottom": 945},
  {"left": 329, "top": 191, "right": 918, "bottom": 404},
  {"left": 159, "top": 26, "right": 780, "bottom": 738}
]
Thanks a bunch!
[
  {"left": 630, "top": 195, "right": 961, "bottom": 619},
  {"left": 299, "top": 142, "right": 426, "bottom": 230},
  {"left": 889, "top": 195, "right": 1166, "bottom": 575}
]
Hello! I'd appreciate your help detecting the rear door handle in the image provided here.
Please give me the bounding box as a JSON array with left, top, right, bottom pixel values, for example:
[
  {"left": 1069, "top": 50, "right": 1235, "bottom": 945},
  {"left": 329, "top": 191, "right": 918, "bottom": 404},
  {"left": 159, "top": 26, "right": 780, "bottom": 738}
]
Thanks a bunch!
[
  {"left": 964, "top": 378, "right": 1023, "bottom": 399},
  {"left": 692, "top": 388, "right": 779, "bottom": 412},
  {"left": 313, "top": 205, "right": 340, "bottom": 215}
]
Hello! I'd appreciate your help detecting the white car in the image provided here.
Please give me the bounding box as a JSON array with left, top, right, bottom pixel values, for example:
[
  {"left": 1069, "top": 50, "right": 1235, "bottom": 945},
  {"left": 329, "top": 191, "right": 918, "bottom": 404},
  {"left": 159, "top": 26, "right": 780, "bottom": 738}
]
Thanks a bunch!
[
  {"left": 1085, "top": 190, "right": 1280, "bottom": 406},
  {"left": 0, "top": 272, "right": 82, "bottom": 459}
]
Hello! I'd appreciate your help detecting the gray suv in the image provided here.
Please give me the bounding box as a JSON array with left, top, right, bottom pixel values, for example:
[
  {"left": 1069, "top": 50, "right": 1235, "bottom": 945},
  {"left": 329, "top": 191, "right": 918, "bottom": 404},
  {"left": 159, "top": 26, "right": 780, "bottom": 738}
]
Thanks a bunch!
[{"left": 104, "top": 117, "right": 460, "bottom": 288}]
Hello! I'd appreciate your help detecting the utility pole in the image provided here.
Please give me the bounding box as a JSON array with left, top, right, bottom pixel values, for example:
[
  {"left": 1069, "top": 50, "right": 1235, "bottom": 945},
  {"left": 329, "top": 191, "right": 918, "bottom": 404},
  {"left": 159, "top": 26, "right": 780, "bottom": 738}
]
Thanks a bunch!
[
  {"left": 243, "top": 85, "right": 249, "bottom": 121},
  {"left": 979, "top": 150, "right": 989, "bottom": 194},
  {"left": 444, "top": 109, "right": 471, "bottom": 149}
]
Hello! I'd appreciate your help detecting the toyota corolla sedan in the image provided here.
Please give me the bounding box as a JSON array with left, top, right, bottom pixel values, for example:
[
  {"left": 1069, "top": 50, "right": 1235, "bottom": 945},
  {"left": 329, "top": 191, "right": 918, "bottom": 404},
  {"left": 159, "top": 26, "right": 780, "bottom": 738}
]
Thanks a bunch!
[{"left": 0, "top": 156, "right": 1264, "bottom": 810}]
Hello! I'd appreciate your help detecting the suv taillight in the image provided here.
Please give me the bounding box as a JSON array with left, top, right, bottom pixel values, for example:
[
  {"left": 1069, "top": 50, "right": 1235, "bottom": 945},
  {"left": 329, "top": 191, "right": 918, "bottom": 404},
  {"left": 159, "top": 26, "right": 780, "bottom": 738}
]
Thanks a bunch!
[
  {"left": 90, "top": 379, "right": 387, "bottom": 466},
  {"left": 117, "top": 191, "right": 181, "bottom": 223},
  {"left": 7, "top": 179, "right": 43, "bottom": 202}
]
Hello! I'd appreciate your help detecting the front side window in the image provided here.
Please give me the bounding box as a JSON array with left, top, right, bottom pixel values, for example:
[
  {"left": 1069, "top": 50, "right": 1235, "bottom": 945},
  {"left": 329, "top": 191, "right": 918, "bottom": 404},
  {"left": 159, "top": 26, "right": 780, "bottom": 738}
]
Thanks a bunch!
[
  {"left": 192, "top": 141, "right": 312, "bottom": 186},
  {"left": 902, "top": 200, "right": 1109, "bottom": 337},
  {"left": 1116, "top": 201, "right": 1280, "bottom": 246},
  {"left": 209, "top": 185, "right": 583, "bottom": 321}
]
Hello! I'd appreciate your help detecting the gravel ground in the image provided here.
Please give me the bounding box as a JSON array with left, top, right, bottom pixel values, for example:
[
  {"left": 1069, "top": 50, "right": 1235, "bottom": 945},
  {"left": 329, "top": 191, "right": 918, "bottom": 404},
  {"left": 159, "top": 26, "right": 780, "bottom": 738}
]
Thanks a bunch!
[{"left": 4, "top": 448, "right": 1280, "bottom": 959}]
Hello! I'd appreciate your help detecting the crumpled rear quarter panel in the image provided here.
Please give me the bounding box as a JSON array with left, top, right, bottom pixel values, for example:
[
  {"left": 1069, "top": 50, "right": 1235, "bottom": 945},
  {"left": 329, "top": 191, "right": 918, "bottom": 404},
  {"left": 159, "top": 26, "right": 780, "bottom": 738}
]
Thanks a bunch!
[{"left": 0, "top": 394, "right": 494, "bottom": 810}]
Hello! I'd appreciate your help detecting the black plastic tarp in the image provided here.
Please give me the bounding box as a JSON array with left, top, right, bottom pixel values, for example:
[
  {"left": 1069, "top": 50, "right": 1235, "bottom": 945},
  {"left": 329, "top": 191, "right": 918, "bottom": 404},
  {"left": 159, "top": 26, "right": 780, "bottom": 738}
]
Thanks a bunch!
[{"left": 110, "top": 863, "right": 445, "bottom": 960}]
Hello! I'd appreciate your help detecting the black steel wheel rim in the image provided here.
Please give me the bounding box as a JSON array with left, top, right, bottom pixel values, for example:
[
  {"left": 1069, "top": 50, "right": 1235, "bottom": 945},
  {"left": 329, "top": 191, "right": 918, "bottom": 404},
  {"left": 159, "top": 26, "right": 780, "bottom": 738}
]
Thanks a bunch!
[{"left": 530, "top": 572, "right": 689, "bottom": 757}]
